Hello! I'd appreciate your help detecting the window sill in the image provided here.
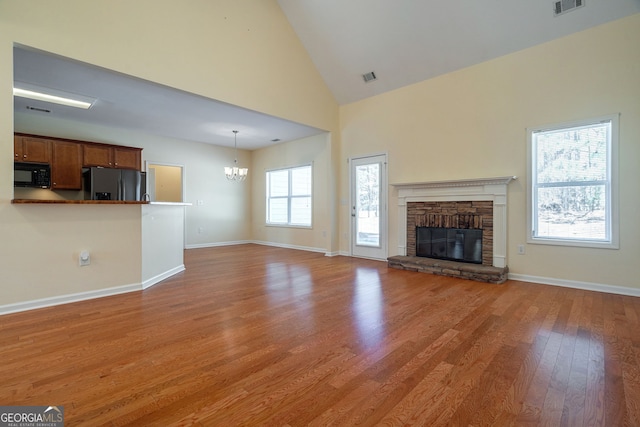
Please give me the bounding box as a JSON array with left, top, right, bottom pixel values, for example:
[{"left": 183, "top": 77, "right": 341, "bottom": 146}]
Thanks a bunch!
[
  {"left": 527, "top": 237, "right": 619, "bottom": 250},
  {"left": 265, "top": 223, "right": 312, "bottom": 229}
]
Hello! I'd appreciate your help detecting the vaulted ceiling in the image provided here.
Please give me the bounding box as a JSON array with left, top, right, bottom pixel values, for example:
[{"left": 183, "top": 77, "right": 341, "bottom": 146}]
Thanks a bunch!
[
  {"left": 278, "top": 0, "right": 640, "bottom": 104},
  {"left": 13, "top": 1, "right": 640, "bottom": 149}
]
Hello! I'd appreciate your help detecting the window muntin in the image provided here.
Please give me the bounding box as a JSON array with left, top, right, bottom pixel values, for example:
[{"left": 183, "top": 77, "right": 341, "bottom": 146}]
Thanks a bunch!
[
  {"left": 266, "top": 165, "right": 312, "bottom": 227},
  {"left": 528, "top": 115, "right": 618, "bottom": 248}
]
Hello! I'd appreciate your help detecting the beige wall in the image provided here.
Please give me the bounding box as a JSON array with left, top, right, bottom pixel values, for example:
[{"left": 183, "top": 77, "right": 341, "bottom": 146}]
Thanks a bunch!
[
  {"left": 1, "top": 204, "right": 142, "bottom": 299},
  {"left": 149, "top": 165, "right": 182, "bottom": 203},
  {"left": 0, "top": 0, "right": 339, "bottom": 308},
  {"left": 339, "top": 14, "right": 640, "bottom": 290},
  {"left": 251, "top": 133, "right": 333, "bottom": 252}
]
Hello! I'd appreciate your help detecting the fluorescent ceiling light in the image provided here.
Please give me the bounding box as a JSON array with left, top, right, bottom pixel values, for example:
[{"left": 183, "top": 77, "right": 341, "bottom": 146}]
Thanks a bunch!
[{"left": 13, "top": 87, "right": 93, "bottom": 109}]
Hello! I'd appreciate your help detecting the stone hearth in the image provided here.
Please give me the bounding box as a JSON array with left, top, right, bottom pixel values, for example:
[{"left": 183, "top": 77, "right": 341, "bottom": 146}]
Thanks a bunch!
[{"left": 388, "top": 255, "right": 509, "bottom": 284}]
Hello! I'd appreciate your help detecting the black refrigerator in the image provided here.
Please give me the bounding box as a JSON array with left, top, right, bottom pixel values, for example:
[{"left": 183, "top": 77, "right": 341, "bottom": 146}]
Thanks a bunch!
[{"left": 83, "top": 167, "right": 146, "bottom": 201}]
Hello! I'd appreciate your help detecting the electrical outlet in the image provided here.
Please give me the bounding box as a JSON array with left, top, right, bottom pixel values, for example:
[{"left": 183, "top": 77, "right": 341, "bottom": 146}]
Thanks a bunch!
[
  {"left": 198, "top": 227, "right": 204, "bottom": 234},
  {"left": 517, "top": 244, "right": 525, "bottom": 255},
  {"left": 79, "top": 251, "right": 91, "bottom": 266},
  {"left": 197, "top": 200, "right": 204, "bottom": 206}
]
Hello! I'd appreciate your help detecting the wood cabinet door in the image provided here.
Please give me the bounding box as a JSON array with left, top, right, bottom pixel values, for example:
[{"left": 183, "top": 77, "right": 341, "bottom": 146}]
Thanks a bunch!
[
  {"left": 83, "top": 144, "right": 113, "bottom": 167},
  {"left": 14, "top": 136, "right": 23, "bottom": 161},
  {"left": 52, "top": 141, "right": 83, "bottom": 190},
  {"left": 113, "top": 147, "right": 141, "bottom": 170},
  {"left": 15, "top": 136, "right": 51, "bottom": 163}
]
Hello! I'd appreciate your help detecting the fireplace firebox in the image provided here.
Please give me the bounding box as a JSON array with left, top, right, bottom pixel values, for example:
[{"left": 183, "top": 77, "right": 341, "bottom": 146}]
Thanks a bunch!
[{"left": 416, "top": 227, "right": 483, "bottom": 264}]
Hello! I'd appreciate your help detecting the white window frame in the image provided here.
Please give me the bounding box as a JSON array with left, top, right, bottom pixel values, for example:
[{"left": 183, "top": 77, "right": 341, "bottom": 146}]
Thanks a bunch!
[
  {"left": 526, "top": 114, "right": 619, "bottom": 249},
  {"left": 266, "top": 164, "right": 312, "bottom": 228}
]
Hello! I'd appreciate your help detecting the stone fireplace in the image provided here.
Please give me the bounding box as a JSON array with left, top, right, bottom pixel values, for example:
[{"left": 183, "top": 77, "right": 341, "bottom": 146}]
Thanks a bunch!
[{"left": 388, "top": 177, "right": 515, "bottom": 284}]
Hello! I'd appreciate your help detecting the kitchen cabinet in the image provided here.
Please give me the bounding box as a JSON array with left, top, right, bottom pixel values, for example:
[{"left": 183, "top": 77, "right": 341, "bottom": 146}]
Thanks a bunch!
[
  {"left": 13, "top": 133, "right": 143, "bottom": 194},
  {"left": 113, "top": 147, "right": 141, "bottom": 170},
  {"left": 82, "top": 144, "right": 112, "bottom": 168},
  {"left": 51, "top": 141, "right": 83, "bottom": 190},
  {"left": 14, "top": 136, "right": 51, "bottom": 163},
  {"left": 83, "top": 144, "right": 141, "bottom": 170}
]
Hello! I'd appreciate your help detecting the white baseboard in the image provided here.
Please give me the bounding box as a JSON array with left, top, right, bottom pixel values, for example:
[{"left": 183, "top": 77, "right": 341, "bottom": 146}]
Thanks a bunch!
[
  {"left": 142, "top": 265, "right": 185, "bottom": 290},
  {"left": 251, "top": 240, "right": 327, "bottom": 254},
  {"left": 0, "top": 283, "right": 141, "bottom": 316},
  {"left": 185, "top": 240, "right": 251, "bottom": 249},
  {"left": 187, "top": 240, "right": 339, "bottom": 257},
  {"left": 1, "top": 265, "right": 188, "bottom": 316},
  {"left": 508, "top": 273, "right": 640, "bottom": 297}
]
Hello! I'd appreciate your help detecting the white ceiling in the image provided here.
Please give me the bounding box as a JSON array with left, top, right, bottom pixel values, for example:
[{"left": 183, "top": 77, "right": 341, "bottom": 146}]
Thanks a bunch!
[
  {"left": 13, "top": 47, "right": 325, "bottom": 150},
  {"left": 13, "top": 1, "right": 640, "bottom": 149},
  {"left": 279, "top": 0, "right": 640, "bottom": 105}
]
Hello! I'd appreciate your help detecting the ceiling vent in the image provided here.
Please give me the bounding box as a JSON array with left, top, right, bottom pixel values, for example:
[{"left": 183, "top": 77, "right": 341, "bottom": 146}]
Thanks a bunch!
[
  {"left": 26, "top": 106, "right": 51, "bottom": 113},
  {"left": 554, "top": 0, "right": 584, "bottom": 16},
  {"left": 362, "top": 71, "right": 377, "bottom": 83}
]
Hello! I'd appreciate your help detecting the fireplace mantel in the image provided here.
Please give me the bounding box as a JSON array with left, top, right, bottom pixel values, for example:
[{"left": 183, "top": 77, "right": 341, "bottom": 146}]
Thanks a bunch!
[
  {"left": 392, "top": 176, "right": 516, "bottom": 268},
  {"left": 392, "top": 176, "right": 516, "bottom": 192}
]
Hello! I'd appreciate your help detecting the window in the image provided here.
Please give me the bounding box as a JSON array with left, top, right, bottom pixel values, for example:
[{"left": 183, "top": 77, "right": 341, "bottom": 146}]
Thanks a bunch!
[
  {"left": 266, "top": 165, "right": 312, "bottom": 226},
  {"left": 527, "top": 115, "right": 618, "bottom": 248}
]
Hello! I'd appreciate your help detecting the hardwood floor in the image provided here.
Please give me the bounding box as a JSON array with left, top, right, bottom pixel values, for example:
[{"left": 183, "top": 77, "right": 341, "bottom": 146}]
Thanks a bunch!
[{"left": 1, "top": 244, "right": 639, "bottom": 426}]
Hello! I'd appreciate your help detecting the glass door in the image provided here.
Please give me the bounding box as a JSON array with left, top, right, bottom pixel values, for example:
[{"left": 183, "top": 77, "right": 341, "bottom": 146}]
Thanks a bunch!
[{"left": 351, "top": 154, "right": 387, "bottom": 259}]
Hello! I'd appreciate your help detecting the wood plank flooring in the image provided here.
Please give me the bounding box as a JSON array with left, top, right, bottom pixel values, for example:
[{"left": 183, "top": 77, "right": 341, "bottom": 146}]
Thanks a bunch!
[{"left": 1, "top": 244, "right": 639, "bottom": 426}]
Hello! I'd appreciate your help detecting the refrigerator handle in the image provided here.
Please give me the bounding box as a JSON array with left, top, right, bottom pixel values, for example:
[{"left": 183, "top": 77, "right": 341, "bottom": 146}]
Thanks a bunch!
[{"left": 118, "top": 178, "right": 124, "bottom": 201}]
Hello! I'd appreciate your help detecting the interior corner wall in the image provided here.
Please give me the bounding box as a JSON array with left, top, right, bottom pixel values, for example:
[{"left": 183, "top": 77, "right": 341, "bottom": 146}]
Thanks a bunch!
[
  {"left": 140, "top": 133, "right": 253, "bottom": 247},
  {"left": 251, "top": 133, "right": 332, "bottom": 253},
  {"left": 339, "top": 14, "right": 640, "bottom": 291},
  {"left": 0, "top": 0, "right": 339, "bottom": 309}
]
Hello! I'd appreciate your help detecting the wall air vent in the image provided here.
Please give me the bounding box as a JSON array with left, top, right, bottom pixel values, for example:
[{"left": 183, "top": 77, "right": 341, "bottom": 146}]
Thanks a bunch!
[
  {"left": 554, "top": 0, "right": 584, "bottom": 16},
  {"left": 362, "top": 71, "right": 377, "bottom": 83}
]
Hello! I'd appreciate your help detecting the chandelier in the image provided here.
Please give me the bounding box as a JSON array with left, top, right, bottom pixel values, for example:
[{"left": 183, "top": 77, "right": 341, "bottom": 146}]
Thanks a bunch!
[{"left": 224, "top": 130, "right": 248, "bottom": 181}]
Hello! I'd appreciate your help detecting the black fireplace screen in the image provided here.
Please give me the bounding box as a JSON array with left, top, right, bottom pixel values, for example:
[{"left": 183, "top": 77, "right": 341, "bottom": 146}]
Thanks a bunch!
[{"left": 416, "top": 227, "right": 483, "bottom": 264}]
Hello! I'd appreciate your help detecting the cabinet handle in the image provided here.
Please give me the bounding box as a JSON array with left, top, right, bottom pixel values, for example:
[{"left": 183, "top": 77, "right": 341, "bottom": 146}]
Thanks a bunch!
[{"left": 23, "top": 154, "right": 27, "bottom": 158}]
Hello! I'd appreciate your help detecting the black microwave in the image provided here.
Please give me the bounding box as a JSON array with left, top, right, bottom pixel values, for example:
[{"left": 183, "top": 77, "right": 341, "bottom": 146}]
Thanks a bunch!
[{"left": 14, "top": 162, "right": 51, "bottom": 188}]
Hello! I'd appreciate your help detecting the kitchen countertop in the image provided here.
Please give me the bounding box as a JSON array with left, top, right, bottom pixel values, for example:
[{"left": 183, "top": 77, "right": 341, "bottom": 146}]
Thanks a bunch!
[
  {"left": 148, "top": 202, "right": 192, "bottom": 206},
  {"left": 11, "top": 199, "right": 150, "bottom": 204}
]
